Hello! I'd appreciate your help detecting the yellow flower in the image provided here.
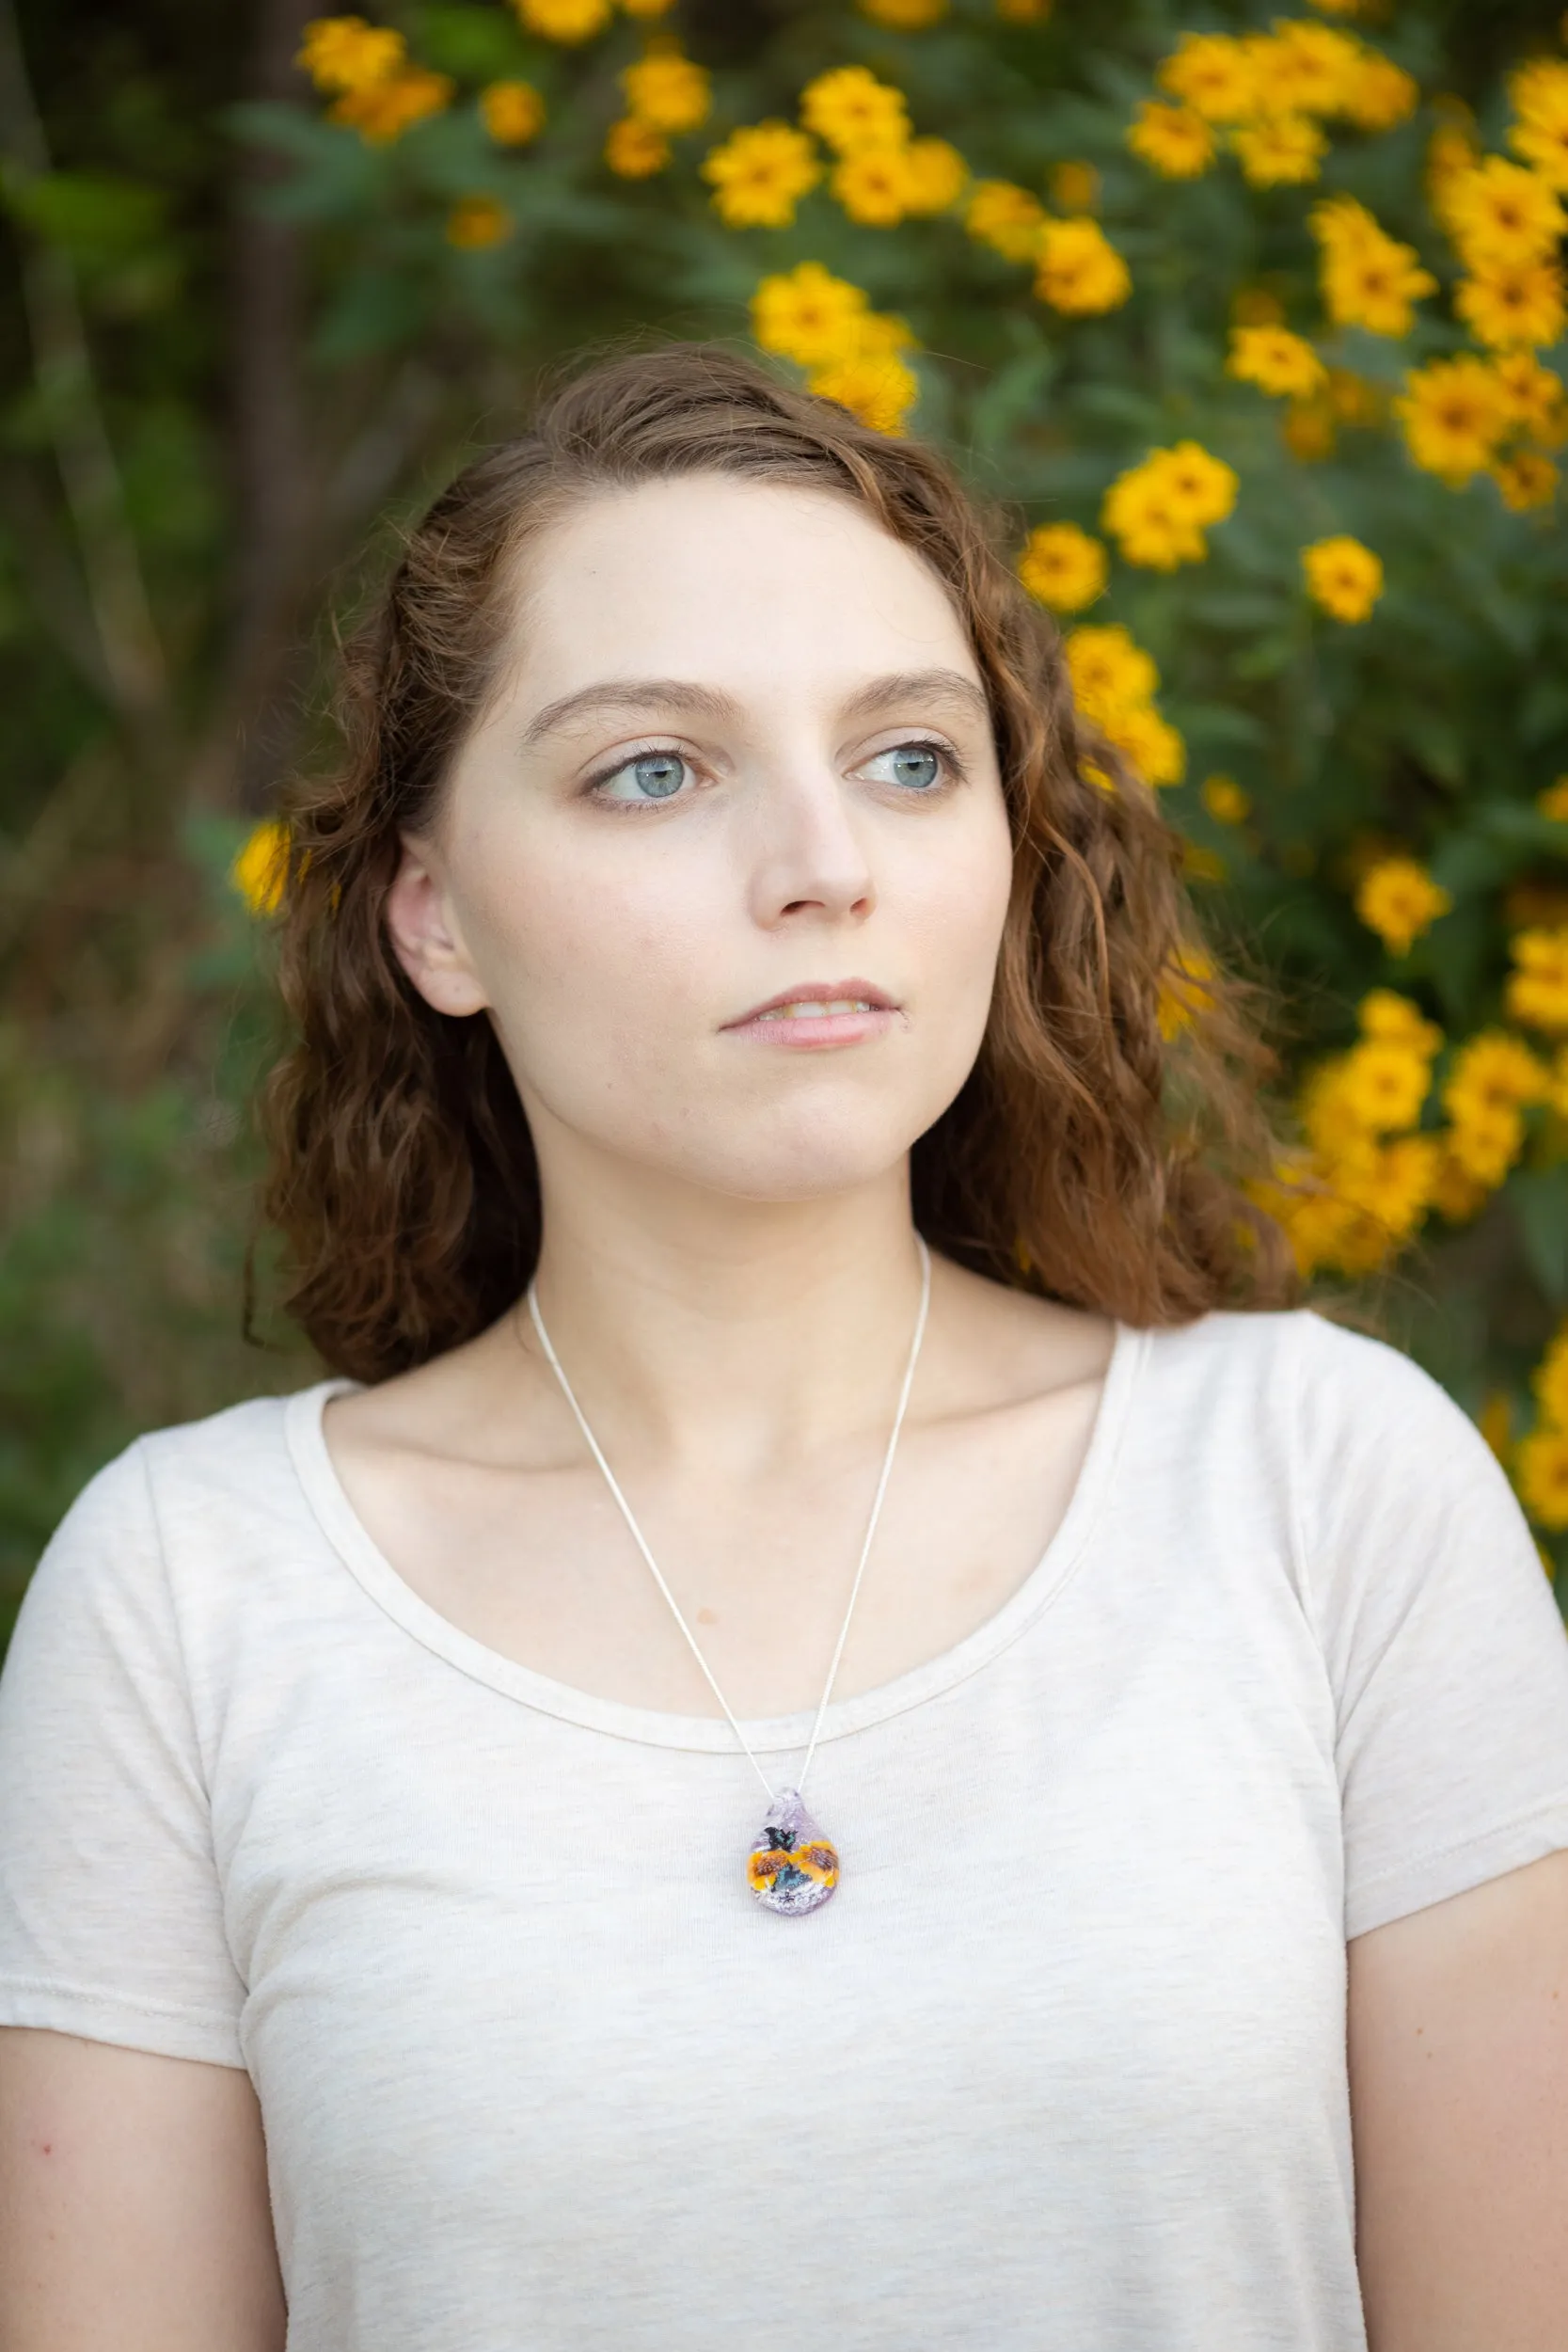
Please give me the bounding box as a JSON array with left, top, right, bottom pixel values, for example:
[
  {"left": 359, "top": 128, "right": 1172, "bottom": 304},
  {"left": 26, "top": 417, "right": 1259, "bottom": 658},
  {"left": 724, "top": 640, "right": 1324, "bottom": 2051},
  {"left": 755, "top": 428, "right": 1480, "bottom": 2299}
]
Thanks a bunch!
[
  {"left": 751, "top": 263, "right": 870, "bottom": 366},
  {"left": 800, "top": 65, "right": 909, "bottom": 154},
  {"left": 1017, "top": 522, "right": 1108, "bottom": 612},
  {"left": 1127, "top": 100, "right": 1216, "bottom": 179},
  {"left": 902, "top": 138, "right": 967, "bottom": 214},
  {"left": 1517, "top": 1423, "right": 1568, "bottom": 1529},
  {"left": 965, "top": 179, "right": 1045, "bottom": 262},
  {"left": 1303, "top": 534, "right": 1384, "bottom": 623},
  {"left": 621, "top": 49, "right": 710, "bottom": 134},
  {"left": 1064, "top": 622, "right": 1159, "bottom": 714},
  {"left": 1539, "top": 776, "right": 1568, "bottom": 821},
  {"left": 230, "top": 818, "right": 289, "bottom": 915},
  {"left": 1309, "top": 197, "right": 1437, "bottom": 336},
  {"left": 1340, "top": 54, "right": 1419, "bottom": 132},
  {"left": 1442, "top": 1032, "right": 1549, "bottom": 1188},
  {"left": 446, "top": 195, "right": 513, "bottom": 248},
  {"left": 297, "top": 15, "right": 403, "bottom": 92},
  {"left": 1448, "top": 1029, "right": 1552, "bottom": 1110},
  {"left": 1202, "top": 773, "right": 1251, "bottom": 824},
  {"left": 806, "top": 350, "right": 919, "bottom": 436},
  {"left": 1227, "top": 325, "right": 1326, "bottom": 398},
  {"left": 1455, "top": 260, "right": 1566, "bottom": 350},
  {"left": 330, "top": 67, "right": 452, "bottom": 142},
  {"left": 1062, "top": 624, "right": 1182, "bottom": 787},
  {"left": 1104, "top": 700, "right": 1186, "bottom": 788},
  {"left": 1251, "top": 23, "right": 1362, "bottom": 119},
  {"left": 1359, "top": 989, "right": 1443, "bottom": 1057},
  {"left": 480, "top": 80, "right": 545, "bottom": 146},
  {"left": 859, "top": 0, "right": 946, "bottom": 22},
  {"left": 1284, "top": 399, "right": 1337, "bottom": 461},
  {"left": 604, "top": 117, "right": 669, "bottom": 176},
  {"left": 1354, "top": 856, "right": 1451, "bottom": 956},
  {"left": 1160, "top": 440, "right": 1240, "bottom": 525},
  {"left": 512, "top": 0, "right": 610, "bottom": 38},
  {"left": 1230, "top": 116, "right": 1326, "bottom": 187},
  {"left": 1157, "top": 946, "right": 1216, "bottom": 1039},
  {"left": 1049, "top": 161, "right": 1100, "bottom": 213},
  {"left": 1396, "top": 356, "right": 1510, "bottom": 485},
  {"left": 831, "top": 147, "right": 918, "bottom": 227},
  {"left": 1430, "top": 1147, "right": 1491, "bottom": 1224},
  {"left": 1428, "top": 120, "right": 1481, "bottom": 231},
  {"left": 1336, "top": 1038, "right": 1432, "bottom": 1131},
  {"left": 1509, "top": 58, "right": 1568, "bottom": 190},
  {"left": 1034, "top": 217, "right": 1132, "bottom": 314},
  {"left": 1494, "top": 351, "right": 1568, "bottom": 445},
  {"left": 1157, "top": 32, "right": 1259, "bottom": 125},
  {"left": 1444, "top": 156, "right": 1566, "bottom": 269},
  {"left": 1493, "top": 451, "right": 1561, "bottom": 510},
  {"left": 1101, "top": 443, "right": 1236, "bottom": 571},
  {"left": 701, "top": 122, "right": 820, "bottom": 228},
  {"left": 1507, "top": 927, "right": 1568, "bottom": 1031},
  {"left": 1533, "top": 1322, "right": 1568, "bottom": 1425}
]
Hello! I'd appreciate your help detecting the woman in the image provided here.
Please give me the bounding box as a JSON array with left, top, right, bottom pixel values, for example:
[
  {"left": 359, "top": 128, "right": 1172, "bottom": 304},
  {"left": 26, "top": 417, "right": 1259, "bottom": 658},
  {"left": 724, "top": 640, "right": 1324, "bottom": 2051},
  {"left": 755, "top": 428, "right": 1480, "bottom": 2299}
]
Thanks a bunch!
[{"left": 2, "top": 345, "right": 1566, "bottom": 2352}]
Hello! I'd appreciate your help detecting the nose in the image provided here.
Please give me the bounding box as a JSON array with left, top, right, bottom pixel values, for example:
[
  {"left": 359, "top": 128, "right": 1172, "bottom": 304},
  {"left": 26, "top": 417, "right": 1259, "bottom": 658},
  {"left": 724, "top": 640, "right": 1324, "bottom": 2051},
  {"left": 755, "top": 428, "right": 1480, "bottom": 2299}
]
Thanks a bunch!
[{"left": 745, "top": 763, "right": 877, "bottom": 932}]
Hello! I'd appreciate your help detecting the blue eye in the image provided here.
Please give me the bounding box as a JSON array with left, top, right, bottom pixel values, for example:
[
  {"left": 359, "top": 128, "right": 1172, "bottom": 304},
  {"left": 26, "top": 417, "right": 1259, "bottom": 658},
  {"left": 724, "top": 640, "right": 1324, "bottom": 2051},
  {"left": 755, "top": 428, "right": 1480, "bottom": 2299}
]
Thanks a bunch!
[
  {"left": 863, "top": 742, "right": 946, "bottom": 791},
  {"left": 597, "top": 751, "right": 691, "bottom": 803}
]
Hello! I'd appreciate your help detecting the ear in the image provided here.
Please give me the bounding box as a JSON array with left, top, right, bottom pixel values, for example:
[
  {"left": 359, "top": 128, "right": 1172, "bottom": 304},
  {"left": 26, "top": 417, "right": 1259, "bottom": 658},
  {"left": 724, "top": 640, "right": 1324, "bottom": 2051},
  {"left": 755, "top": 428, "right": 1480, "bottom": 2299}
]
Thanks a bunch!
[{"left": 384, "top": 835, "right": 491, "bottom": 1018}]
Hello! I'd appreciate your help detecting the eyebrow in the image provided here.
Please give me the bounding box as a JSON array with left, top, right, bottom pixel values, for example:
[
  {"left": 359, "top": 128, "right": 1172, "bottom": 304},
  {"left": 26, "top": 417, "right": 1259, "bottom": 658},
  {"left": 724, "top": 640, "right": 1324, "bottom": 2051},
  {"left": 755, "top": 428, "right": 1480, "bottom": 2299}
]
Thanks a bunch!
[{"left": 516, "top": 667, "right": 991, "bottom": 749}]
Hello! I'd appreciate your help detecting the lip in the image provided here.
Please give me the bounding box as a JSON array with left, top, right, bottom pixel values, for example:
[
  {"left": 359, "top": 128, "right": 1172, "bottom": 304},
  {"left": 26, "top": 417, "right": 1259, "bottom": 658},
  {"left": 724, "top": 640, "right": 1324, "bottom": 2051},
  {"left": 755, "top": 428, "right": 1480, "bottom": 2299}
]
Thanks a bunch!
[{"left": 721, "top": 977, "right": 901, "bottom": 1051}]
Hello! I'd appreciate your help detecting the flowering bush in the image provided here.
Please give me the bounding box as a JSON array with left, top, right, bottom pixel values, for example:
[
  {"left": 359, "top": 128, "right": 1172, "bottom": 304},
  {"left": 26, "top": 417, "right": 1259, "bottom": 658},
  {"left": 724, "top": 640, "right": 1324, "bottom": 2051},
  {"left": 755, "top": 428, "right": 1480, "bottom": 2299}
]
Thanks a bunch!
[{"left": 257, "top": 0, "right": 1568, "bottom": 1588}]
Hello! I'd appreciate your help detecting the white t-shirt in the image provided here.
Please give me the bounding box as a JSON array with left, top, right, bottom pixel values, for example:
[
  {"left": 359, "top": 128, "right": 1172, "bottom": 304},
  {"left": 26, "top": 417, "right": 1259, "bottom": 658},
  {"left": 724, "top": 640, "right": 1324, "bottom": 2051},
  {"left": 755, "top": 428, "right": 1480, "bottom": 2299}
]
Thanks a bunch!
[{"left": 3, "top": 1307, "right": 1568, "bottom": 2351}]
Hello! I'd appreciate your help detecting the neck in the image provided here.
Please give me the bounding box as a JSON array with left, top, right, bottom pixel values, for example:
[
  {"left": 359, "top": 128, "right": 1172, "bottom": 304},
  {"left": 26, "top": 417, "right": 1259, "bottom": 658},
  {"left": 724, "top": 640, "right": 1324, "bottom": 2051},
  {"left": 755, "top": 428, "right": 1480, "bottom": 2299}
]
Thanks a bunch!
[{"left": 521, "top": 1130, "right": 929, "bottom": 1474}]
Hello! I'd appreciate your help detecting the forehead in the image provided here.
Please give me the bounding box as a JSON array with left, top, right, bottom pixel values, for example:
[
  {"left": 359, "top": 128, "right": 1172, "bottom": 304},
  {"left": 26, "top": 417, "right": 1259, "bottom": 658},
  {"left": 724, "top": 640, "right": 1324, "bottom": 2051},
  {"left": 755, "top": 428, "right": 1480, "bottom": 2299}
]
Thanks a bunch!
[{"left": 506, "top": 474, "right": 979, "bottom": 702}]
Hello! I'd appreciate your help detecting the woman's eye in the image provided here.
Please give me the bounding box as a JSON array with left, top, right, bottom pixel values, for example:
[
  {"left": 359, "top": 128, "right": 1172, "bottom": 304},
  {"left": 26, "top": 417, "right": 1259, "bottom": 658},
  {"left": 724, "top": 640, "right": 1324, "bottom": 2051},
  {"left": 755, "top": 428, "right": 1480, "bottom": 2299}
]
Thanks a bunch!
[
  {"left": 860, "top": 742, "right": 947, "bottom": 792},
  {"left": 595, "top": 751, "right": 693, "bottom": 803}
]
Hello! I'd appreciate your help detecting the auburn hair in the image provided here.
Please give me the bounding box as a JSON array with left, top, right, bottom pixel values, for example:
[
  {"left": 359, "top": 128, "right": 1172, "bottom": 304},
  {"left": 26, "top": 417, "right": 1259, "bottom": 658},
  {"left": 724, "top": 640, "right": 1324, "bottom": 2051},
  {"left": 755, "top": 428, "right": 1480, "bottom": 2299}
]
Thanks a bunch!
[{"left": 260, "top": 342, "right": 1295, "bottom": 1381}]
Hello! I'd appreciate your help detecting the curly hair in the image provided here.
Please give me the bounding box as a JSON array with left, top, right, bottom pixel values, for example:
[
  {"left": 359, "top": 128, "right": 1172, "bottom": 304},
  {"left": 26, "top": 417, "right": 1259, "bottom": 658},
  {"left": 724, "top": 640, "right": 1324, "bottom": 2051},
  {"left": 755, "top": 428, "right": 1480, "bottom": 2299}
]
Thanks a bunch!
[{"left": 261, "top": 342, "right": 1295, "bottom": 1381}]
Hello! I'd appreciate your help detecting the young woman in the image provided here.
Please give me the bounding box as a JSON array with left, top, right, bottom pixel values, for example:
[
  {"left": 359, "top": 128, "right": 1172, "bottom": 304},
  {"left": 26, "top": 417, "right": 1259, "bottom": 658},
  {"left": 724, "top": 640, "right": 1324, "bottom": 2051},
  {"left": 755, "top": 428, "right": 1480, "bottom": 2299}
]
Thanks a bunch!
[{"left": 2, "top": 346, "right": 1566, "bottom": 2352}]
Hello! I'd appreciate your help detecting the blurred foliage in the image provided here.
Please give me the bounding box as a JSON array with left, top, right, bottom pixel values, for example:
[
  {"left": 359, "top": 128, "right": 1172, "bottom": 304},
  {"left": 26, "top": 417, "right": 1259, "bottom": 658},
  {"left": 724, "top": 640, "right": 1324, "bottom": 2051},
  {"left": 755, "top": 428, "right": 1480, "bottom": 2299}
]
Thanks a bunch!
[{"left": 3, "top": 0, "right": 1568, "bottom": 1642}]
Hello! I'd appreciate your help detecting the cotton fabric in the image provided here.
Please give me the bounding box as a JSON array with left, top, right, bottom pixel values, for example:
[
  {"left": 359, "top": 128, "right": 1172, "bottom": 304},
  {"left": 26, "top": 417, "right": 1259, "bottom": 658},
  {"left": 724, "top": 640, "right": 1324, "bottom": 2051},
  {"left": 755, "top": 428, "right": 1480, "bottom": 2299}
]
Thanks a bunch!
[{"left": 3, "top": 1307, "right": 1568, "bottom": 2352}]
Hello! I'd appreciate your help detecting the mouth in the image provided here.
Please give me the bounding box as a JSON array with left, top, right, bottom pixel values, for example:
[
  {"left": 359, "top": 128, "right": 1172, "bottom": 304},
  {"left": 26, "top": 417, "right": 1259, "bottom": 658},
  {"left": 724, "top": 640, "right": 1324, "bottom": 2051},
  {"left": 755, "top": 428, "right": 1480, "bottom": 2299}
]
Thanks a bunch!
[{"left": 721, "top": 978, "right": 901, "bottom": 1050}]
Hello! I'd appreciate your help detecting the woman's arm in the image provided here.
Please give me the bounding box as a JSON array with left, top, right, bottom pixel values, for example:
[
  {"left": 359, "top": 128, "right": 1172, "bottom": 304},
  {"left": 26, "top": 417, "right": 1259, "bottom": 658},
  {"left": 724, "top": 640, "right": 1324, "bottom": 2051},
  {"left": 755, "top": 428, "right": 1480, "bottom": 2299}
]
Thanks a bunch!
[
  {"left": 0, "top": 2026, "right": 287, "bottom": 2351},
  {"left": 1348, "top": 1846, "right": 1568, "bottom": 2351}
]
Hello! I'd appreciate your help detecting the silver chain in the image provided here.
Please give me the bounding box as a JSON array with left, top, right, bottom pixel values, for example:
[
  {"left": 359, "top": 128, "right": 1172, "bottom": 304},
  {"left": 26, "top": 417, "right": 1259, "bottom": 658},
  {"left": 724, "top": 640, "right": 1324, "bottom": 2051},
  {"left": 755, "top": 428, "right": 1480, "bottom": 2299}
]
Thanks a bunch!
[{"left": 525, "top": 1237, "right": 932, "bottom": 1804}]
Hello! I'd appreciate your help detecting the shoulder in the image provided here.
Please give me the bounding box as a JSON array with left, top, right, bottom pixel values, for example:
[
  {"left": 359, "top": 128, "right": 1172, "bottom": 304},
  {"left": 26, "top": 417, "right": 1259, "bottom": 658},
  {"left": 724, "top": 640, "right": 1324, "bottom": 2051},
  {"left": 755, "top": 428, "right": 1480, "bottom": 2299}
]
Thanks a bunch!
[
  {"left": 31, "top": 1382, "right": 342, "bottom": 1610},
  {"left": 1140, "top": 1304, "right": 1481, "bottom": 1443}
]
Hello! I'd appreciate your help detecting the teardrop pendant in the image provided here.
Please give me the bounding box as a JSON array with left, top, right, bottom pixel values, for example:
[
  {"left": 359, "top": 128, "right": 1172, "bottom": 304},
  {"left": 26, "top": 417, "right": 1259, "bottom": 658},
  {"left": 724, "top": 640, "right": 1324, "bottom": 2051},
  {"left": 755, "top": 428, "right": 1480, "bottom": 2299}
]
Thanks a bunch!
[{"left": 747, "top": 1787, "right": 840, "bottom": 1915}]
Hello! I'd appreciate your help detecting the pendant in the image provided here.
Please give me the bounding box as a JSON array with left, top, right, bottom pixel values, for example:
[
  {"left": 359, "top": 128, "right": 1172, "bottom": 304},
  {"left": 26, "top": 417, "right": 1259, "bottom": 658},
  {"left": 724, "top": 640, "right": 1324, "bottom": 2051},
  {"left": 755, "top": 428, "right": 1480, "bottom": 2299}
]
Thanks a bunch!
[{"left": 747, "top": 1787, "right": 839, "bottom": 1915}]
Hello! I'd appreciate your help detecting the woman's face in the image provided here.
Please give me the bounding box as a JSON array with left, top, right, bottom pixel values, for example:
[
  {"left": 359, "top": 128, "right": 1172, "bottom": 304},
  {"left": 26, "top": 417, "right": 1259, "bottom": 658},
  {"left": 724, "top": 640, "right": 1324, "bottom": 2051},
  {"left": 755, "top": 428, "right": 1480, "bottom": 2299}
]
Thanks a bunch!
[{"left": 388, "top": 473, "right": 1014, "bottom": 1207}]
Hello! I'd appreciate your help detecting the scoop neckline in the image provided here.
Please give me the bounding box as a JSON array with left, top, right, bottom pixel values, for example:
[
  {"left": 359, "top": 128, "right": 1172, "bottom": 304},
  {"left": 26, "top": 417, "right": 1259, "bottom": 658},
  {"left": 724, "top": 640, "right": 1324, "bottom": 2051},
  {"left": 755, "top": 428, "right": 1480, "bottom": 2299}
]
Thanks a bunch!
[{"left": 285, "top": 1316, "right": 1148, "bottom": 1756}]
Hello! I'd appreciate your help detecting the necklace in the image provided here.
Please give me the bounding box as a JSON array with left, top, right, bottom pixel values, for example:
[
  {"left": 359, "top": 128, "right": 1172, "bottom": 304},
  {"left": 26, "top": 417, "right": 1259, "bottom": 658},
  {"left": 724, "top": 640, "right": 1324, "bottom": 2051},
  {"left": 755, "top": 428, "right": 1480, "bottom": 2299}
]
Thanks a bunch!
[{"left": 526, "top": 1236, "right": 931, "bottom": 1915}]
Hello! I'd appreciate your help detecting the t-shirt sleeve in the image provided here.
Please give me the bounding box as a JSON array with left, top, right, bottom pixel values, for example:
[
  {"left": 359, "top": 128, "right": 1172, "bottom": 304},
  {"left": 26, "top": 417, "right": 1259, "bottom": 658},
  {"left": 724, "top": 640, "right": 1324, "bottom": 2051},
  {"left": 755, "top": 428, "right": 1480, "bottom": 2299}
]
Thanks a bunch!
[
  {"left": 1292, "top": 1311, "right": 1568, "bottom": 1941},
  {"left": 0, "top": 1439, "right": 247, "bottom": 2066}
]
